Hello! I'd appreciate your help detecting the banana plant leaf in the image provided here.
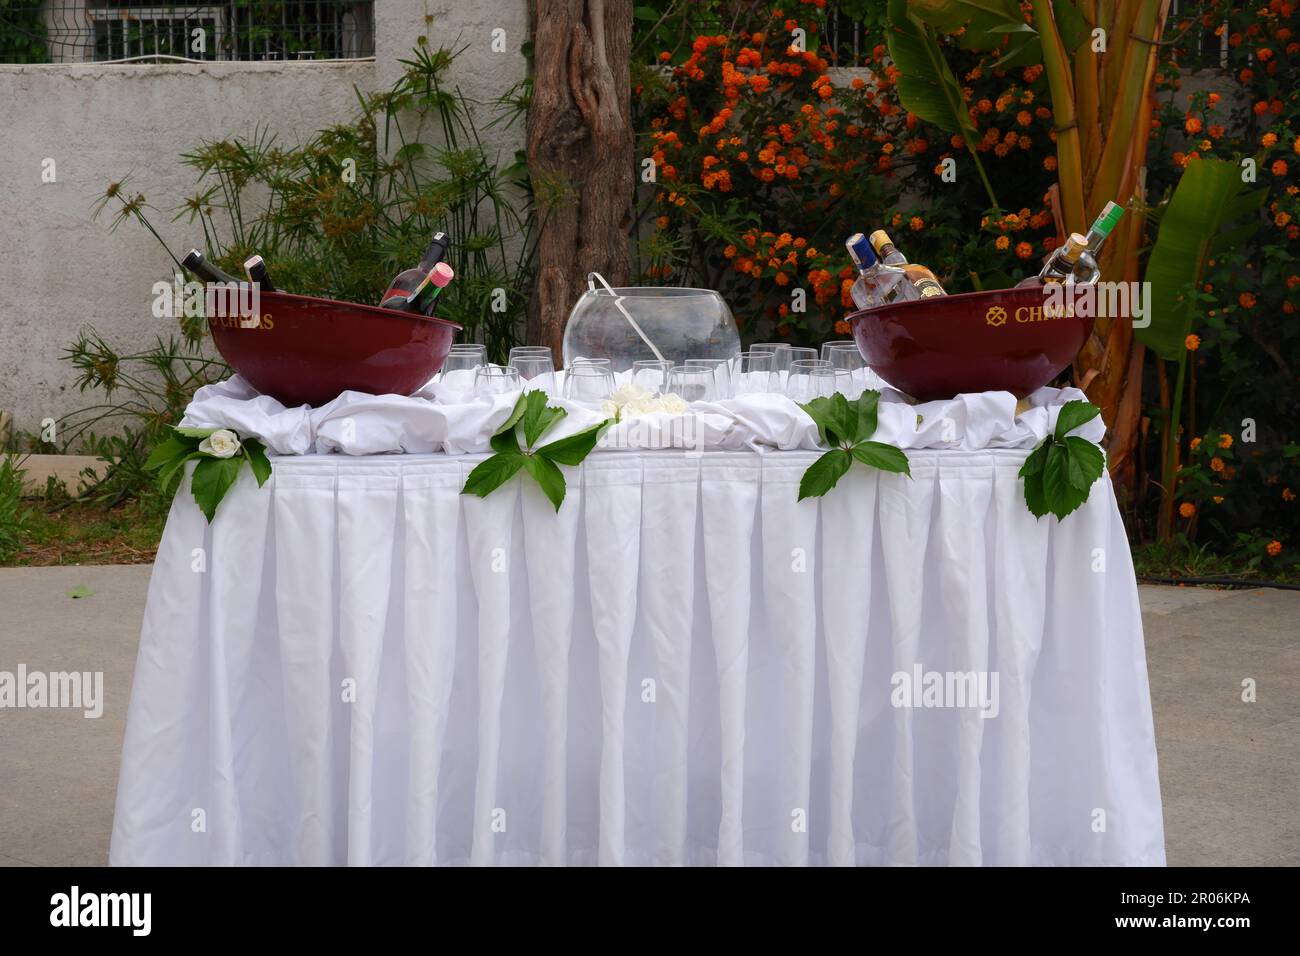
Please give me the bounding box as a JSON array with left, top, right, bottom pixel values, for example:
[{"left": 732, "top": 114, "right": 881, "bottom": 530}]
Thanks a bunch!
[
  {"left": 908, "top": 0, "right": 1087, "bottom": 66},
  {"left": 1139, "top": 158, "right": 1267, "bottom": 360},
  {"left": 886, "top": 0, "right": 979, "bottom": 138}
]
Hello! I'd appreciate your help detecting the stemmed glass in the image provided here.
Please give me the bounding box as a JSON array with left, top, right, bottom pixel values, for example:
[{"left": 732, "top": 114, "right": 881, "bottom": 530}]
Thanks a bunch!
[{"left": 669, "top": 366, "right": 716, "bottom": 403}]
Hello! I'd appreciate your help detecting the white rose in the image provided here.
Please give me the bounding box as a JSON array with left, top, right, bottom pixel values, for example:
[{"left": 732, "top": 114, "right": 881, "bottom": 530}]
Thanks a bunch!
[
  {"left": 198, "top": 428, "right": 242, "bottom": 459},
  {"left": 656, "top": 392, "right": 690, "bottom": 414},
  {"left": 620, "top": 397, "right": 661, "bottom": 418},
  {"left": 609, "top": 382, "right": 654, "bottom": 408},
  {"left": 600, "top": 399, "right": 622, "bottom": 421}
]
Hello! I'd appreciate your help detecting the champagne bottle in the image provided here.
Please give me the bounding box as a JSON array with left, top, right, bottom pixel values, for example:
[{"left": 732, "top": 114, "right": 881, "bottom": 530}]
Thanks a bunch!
[
  {"left": 380, "top": 231, "right": 450, "bottom": 305},
  {"left": 242, "top": 254, "right": 276, "bottom": 292},
  {"left": 398, "top": 262, "right": 455, "bottom": 314},
  {"left": 182, "top": 249, "right": 240, "bottom": 285},
  {"left": 845, "top": 232, "right": 906, "bottom": 309},
  {"left": 868, "top": 230, "right": 946, "bottom": 298}
]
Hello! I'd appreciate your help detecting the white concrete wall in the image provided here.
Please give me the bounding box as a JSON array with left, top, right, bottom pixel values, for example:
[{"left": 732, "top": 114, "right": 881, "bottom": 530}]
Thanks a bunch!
[{"left": 0, "top": 0, "right": 528, "bottom": 440}]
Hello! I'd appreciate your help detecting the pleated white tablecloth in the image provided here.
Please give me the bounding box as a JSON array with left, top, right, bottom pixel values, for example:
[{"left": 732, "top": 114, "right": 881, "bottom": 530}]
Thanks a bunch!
[{"left": 110, "top": 448, "right": 1165, "bottom": 866}]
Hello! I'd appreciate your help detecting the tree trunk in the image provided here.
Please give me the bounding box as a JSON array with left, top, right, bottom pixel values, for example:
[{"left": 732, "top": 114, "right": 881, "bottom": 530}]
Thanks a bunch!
[{"left": 526, "top": 0, "right": 635, "bottom": 355}]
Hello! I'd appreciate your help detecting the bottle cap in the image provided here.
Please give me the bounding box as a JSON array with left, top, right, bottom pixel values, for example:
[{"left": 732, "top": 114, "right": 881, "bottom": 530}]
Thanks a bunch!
[
  {"left": 429, "top": 262, "right": 455, "bottom": 287},
  {"left": 1062, "top": 232, "right": 1089, "bottom": 259},
  {"left": 845, "top": 233, "right": 877, "bottom": 269},
  {"left": 868, "top": 229, "right": 894, "bottom": 252}
]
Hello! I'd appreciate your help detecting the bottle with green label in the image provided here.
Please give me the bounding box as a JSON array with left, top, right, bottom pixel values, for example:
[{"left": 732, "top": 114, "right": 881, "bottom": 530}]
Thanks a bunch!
[{"left": 1071, "top": 201, "right": 1124, "bottom": 285}]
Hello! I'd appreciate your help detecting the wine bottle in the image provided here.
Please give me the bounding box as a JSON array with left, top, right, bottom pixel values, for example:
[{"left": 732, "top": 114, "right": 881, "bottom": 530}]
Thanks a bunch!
[
  {"left": 243, "top": 254, "right": 276, "bottom": 292},
  {"left": 1040, "top": 232, "right": 1090, "bottom": 284},
  {"left": 868, "top": 230, "right": 946, "bottom": 298},
  {"left": 398, "top": 262, "right": 455, "bottom": 314},
  {"left": 380, "top": 231, "right": 450, "bottom": 305},
  {"left": 845, "top": 232, "right": 906, "bottom": 309},
  {"left": 182, "top": 249, "right": 240, "bottom": 285}
]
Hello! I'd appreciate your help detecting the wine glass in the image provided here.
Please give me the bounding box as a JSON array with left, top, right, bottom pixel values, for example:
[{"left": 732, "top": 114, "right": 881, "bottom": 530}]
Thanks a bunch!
[
  {"left": 731, "top": 351, "right": 776, "bottom": 395},
  {"left": 820, "top": 340, "right": 858, "bottom": 362},
  {"left": 509, "top": 350, "right": 556, "bottom": 394},
  {"left": 785, "top": 360, "right": 836, "bottom": 402},
  {"left": 473, "top": 364, "right": 521, "bottom": 396},
  {"left": 668, "top": 366, "right": 715, "bottom": 403},
  {"left": 631, "top": 359, "right": 672, "bottom": 394},
  {"left": 439, "top": 349, "right": 486, "bottom": 389},
  {"left": 563, "top": 363, "right": 615, "bottom": 403},
  {"left": 685, "top": 358, "right": 732, "bottom": 399}
]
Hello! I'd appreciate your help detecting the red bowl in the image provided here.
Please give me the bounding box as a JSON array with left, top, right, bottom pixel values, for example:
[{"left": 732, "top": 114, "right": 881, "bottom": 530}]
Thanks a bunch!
[
  {"left": 848, "top": 286, "right": 1093, "bottom": 401},
  {"left": 207, "top": 290, "right": 461, "bottom": 407}
]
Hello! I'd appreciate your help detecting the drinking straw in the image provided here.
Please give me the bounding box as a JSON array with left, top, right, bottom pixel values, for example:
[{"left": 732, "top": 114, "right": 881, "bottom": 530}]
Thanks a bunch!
[{"left": 586, "top": 271, "right": 668, "bottom": 364}]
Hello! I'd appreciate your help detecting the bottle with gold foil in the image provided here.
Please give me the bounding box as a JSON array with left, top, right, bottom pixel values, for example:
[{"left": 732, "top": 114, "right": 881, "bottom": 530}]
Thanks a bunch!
[
  {"left": 868, "top": 230, "right": 946, "bottom": 299},
  {"left": 1015, "top": 232, "right": 1091, "bottom": 288}
]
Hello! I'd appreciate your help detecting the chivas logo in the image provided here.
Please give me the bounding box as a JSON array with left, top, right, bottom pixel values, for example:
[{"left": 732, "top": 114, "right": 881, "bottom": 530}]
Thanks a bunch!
[{"left": 985, "top": 305, "right": 1008, "bottom": 327}]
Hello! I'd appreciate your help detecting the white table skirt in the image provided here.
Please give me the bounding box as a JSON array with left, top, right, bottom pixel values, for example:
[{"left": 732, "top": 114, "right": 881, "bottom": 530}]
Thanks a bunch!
[{"left": 110, "top": 449, "right": 1165, "bottom": 866}]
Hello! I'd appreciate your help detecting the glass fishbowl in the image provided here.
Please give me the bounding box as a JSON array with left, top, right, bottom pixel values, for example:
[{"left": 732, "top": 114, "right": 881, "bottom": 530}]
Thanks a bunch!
[{"left": 562, "top": 278, "right": 741, "bottom": 371}]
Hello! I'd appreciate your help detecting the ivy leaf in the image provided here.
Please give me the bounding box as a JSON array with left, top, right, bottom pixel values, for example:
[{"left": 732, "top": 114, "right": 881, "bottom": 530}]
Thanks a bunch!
[
  {"left": 854, "top": 390, "right": 881, "bottom": 442},
  {"left": 243, "top": 437, "right": 272, "bottom": 487},
  {"left": 522, "top": 454, "right": 567, "bottom": 511},
  {"left": 536, "top": 420, "right": 612, "bottom": 465},
  {"left": 493, "top": 392, "right": 530, "bottom": 437},
  {"left": 173, "top": 426, "right": 219, "bottom": 441},
  {"left": 850, "top": 440, "right": 911, "bottom": 476},
  {"left": 1064, "top": 436, "right": 1105, "bottom": 492},
  {"left": 1019, "top": 440, "right": 1050, "bottom": 478},
  {"left": 461, "top": 449, "right": 525, "bottom": 499},
  {"left": 190, "top": 455, "right": 244, "bottom": 523},
  {"left": 1053, "top": 400, "right": 1101, "bottom": 441},
  {"left": 797, "top": 448, "right": 853, "bottom": 500},
  {"left": 522, "top": 389, "right": 566, "bottom": 448}
]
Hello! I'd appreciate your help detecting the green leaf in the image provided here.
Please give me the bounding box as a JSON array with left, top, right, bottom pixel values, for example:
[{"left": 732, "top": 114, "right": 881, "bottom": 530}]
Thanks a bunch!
[
  {"left": 1019, "top": 440, "right": 1049, "bottom": 478},
  {"left": 1138, "top": 158, "right": 1267, "bottom": 360},
  {"left": 1041, "top": 442, "right": 1090, "bottom": 519},
  {"left": 1053, "top": 400, "right": 1101, "bottom": 440},
  {"left": 854, "top": 390, "right": 881, "bottom": 443},
  {"left": 158, "top": 451, "right": 205, "bottom": 489},
  {"left": 801, "top": 393, "right": 860, "bottom": 446},
  {"left": 536, "top": 420, "right": 612, "bottom": 466},
  {"left": 522, "top": 390, "right": 566, "bottom": 448},
  {"left": 493, "top": 392, "right": 530, "bottom": 437},
  {"left": 522, "top": 454, "right": 567, "bottom": 512},
  {"left": 797, "top": 449, "right": 853, "bottom": 500},
  {"left": 909, "top": 0, "right": 1036, "bottom": 54},
  {"left": 242, "top": 437, "right": 272, "bottom": 487},
  {"left": 172, "top": 426, "right": 219, "bottom": 440},
  {"left": 1023, "top": 470, "right": 1049, "bottom": 518},
  {"left": 888, "top": 0, "right": 980, "bottom": 137},
  {"left": 851, "top": 441, "right": 911, "bottom": 476},
  {"left": 461, "top": 450, "right": 525, "bottom": 499},
  {"left": 1063, "top": 436, "right": 1105, "bottom": 492},
  {"left": 144, "top": 435, "right": 191, "bottom": 472},
  {"left": 190, "top": 455, "right": 244, "bottom": 523},
  {"left": 66, "top": 584, "right": 93, "bottom": 600},
  {"left": 490, "top": 429, "right": 521, "bottom": 455}
]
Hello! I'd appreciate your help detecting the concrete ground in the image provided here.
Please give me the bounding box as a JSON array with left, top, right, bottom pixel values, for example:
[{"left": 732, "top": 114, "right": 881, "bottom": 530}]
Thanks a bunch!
[{"left": 0, "top": 566, "right": 1296, "bottom": 867}]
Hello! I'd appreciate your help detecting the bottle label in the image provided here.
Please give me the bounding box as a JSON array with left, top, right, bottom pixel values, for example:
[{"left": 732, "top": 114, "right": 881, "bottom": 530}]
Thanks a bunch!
[{"left": 915, "top": 279, "right": 944, "bottom": 297}]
